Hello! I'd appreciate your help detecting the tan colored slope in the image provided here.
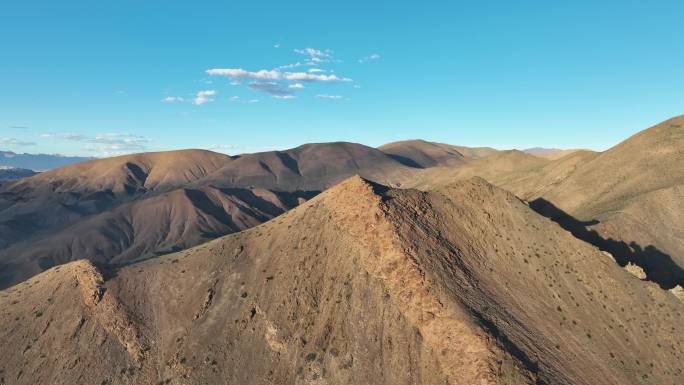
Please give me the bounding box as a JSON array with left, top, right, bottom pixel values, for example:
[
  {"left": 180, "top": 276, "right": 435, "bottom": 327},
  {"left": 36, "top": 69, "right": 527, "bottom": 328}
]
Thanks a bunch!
[
  {"left": 408, "top": 150, "right": 552, "bottom": 190},
  {"left": 511, "top": 116, "right": 684, "bottom": 219},
  {"left": 379, "top": 139, "right": 498, "bottom": 168},
  {"left": 409, "top": 116, "right": 684, "bottom": 285},
  {"left": 1, "top": 176, "right": 682, "bottom": 385},
  {"left": 0, "top": 185, "right": 313, "bottom": 289},
  {"left": 524, "top": 148, "right": 583, "bottom": 160}
]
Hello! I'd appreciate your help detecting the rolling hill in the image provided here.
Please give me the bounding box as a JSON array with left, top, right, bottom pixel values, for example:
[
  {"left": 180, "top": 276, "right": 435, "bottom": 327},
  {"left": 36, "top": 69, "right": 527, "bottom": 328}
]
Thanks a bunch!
[{"left": 0, "top": 142, "right": 455, "bottom": 288}]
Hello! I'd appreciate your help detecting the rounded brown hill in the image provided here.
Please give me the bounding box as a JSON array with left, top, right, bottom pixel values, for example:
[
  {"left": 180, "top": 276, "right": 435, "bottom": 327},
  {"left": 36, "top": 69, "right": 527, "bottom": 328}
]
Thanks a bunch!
[
  {"left": 195, "top": 142, "right": 421, "bottom": 191},
  {"left": 379, "top": 139, "right": 497, "bottom": 168},
  {"left": 1, "top": 176, "right": 681, "bottom": 385},
  {"left": 1, "top": 149, "right": 231, "bottom": 195}
]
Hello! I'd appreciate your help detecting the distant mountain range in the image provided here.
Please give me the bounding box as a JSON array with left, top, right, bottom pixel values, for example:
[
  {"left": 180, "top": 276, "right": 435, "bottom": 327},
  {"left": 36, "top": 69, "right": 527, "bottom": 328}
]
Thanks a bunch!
[{"left": 0, "top": 150, "right": 92, "bottom": 171}]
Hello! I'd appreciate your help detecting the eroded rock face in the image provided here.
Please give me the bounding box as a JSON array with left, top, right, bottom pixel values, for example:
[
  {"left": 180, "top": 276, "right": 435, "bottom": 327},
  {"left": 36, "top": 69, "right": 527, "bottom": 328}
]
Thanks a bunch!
[{"left": 1, "top": 176, "right": 683, "bottom": 385}]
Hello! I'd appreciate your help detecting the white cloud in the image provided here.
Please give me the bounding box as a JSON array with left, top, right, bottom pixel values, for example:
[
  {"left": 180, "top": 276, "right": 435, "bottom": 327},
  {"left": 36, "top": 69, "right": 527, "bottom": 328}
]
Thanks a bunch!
[
  {"left": 206, "top": 68, "right": 280, "bottom": 80},
  {"left": 229, "top": 96, "right": 240, "bottom": 101},
  {"left": 358, "top": 53, "right": 381, "bottom": 63},
  {"left": 308, "top": 68, "right": 325, "bottom": 73},
  {"left": 230, "top": 81, "right": 241, "bottom": 86},
  {"left": 316, "top": 94, "right": 344, "bottom": 100},
  {"left": 273, "top": 95, "right": 295, "bottom": 99},
  {"left": 288, "top": 83, "right": 304, "bottom": 89},
  {"left": 193, "top": 90, "right": 217, "bottom": 105},
  {"left": 0, "top": 137, "right": 36, "bottom": 146},
  {"left": 206, "top": 68, "right": 350, "bottom": 82},
  {"left": 273, "top": 43, "right": 281, "bottom": 48},
  {"left": 162, "top": 96, "right": 184, "bottom": 103}
]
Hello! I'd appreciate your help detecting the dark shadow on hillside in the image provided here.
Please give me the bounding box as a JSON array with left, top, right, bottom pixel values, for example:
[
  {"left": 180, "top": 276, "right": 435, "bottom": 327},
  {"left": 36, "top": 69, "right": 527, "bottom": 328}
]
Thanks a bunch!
[
  {"left": 529, "top": 198, "right": 684, "bottom": 290},
  {"left": 384, "top": 154, "right": 425, "bottom": 168}
]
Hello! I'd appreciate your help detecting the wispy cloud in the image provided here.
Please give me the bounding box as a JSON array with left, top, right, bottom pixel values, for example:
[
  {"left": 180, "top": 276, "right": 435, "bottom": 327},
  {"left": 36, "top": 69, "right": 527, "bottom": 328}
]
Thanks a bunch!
[
  {"left": 288, "top": 83, "right": 304, "bottom": 89},
  {"left": 308, "top": 68, "right": 325, "bottom": 73},
  {"left": 193, "top": 90, "right": 216, "bottom": 105},
  {"left": 39, "top": 132, "right": 151, "bottom": 156},
  {"left": 273, "top": 43, "right": 281, "bottom": 49},
  {"left": 358, "top": 53, "right": 380, "bottom": 63},
  {"left": 0, "top": 137, "right": 36, "bottom": 146},
  {"left": 40, "top": 132, "right": 87, "bottom": 141},
  {"left": 162, "top": 96, "right": 184, "bottom": 103},
  {"left": 316, "top": 94, "right": 344, "bottom": 100},
  {"left": 9, "top": 125, "right": 30, "bottom": 130},
  {"left": 207, "top": 143, "right": 239, "bottom": 151},
  {"left": 83, "top": 133, "right": 150, "bottom": 156}
]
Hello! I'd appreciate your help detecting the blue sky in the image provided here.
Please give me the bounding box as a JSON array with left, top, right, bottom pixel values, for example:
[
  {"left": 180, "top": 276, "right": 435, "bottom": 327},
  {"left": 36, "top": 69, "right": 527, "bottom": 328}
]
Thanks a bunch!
[{"left": 1, "top": 1, "right": 683, "bottom": 157}]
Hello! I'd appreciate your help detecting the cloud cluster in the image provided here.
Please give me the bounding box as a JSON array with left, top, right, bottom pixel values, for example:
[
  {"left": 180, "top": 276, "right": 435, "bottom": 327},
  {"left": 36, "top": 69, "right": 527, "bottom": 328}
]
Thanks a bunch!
[
  {"left": 198, "top": 46, "right": 367, "bottom": 101},
  {"left": 207, "top": 59, "right": 350, "bottom": 99},
  {"left": 193, "top": 90, "right": 217, "bottom": 105}
]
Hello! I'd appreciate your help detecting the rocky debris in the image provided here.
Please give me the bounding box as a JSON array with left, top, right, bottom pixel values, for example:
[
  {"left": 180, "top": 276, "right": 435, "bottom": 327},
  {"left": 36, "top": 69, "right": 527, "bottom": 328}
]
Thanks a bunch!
[
  {"left": 624, "top": 263, "right": 647, "bottom": 280},
  {"left": 670, "top": 285, "right": 684, "bottom": 302}
]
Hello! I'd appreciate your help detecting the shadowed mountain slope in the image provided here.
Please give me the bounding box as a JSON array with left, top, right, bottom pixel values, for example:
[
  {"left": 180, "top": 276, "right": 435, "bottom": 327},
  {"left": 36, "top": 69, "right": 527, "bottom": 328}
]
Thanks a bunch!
[
  {"left": 1, "top": 176, "right": 682, "bottom": 385},
  {"left": 0, "top": 186, "right": 314, "bottom": 288}
]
